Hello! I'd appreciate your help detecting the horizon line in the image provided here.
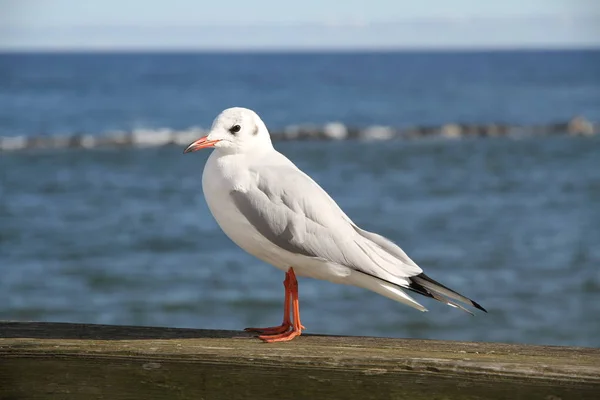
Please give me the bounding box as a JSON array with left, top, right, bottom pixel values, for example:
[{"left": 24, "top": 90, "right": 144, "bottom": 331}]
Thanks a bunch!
[{"left": 1, "top": 44, "right": 600, "bottom": 53}]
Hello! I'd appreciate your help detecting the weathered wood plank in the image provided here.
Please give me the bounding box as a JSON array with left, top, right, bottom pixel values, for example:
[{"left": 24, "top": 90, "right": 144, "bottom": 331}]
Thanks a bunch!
[{"left": 1, "top": 321, "right": 599, "bottom": 400}]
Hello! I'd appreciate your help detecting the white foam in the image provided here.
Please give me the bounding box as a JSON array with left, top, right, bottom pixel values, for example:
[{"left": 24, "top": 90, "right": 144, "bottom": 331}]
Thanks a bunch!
[
  {"left": 0, "top": 136, "right": 27, "bottom": 151},
  {"left": 132, "top": 128, "right": 173, "bottom": 147},
  {"left": 323, "top": 122, "right": 348, "bottom": 140},
  {"left": 359, "top": 126, "right": 395, "bottom": 141}
]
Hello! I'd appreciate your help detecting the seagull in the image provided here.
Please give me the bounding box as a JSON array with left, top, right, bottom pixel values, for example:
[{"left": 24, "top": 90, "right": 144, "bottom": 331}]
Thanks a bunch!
[{"left": 184, "top": 107, "right": 486, "bottom": 342}]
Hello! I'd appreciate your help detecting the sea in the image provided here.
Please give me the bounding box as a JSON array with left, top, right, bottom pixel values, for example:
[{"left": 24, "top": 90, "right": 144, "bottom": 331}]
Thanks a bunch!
[{"left": 1, "top": 50, "right": 599, "bottom": 347}]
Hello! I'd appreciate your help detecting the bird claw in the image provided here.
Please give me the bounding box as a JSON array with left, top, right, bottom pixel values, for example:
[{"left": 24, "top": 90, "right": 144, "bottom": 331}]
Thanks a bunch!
[
  {"left": 245, "top": 323, "right": 305, "bottom": 335},
  {"left": 245, "top": 321, "right": 306, "bottom": 342},
  {"left": 244, "top": 324, "right": 291, "bottom": 335},
  {"left": 258, "top": 329, "right": 302, "bottom": 343}
]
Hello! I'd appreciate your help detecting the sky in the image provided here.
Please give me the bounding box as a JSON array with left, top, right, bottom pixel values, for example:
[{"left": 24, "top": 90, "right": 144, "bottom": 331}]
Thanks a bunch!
[{"left": 1, "top": 0, "right": 599, "bottom": 50}]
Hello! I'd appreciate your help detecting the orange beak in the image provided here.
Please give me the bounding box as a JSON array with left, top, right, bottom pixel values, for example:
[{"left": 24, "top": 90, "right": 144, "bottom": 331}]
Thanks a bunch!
[{"left": 183, "top": 136, "right": 221, "bottom": 153}]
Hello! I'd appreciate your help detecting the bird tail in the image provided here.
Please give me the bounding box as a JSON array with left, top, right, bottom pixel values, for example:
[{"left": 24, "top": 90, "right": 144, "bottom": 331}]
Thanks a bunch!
[
  {"left": 347, "top": 270, "right": 428, "bottom": 312},
  {"left": 408, "top": 273, "right": 487, "bottom": 315}
]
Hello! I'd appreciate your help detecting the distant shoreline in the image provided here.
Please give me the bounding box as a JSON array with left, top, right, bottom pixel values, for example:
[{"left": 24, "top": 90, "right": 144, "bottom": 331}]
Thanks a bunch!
[
  {"left": 1, "top": 48, "right": 599, "bottom": 55},
  {"left": 1, "top": 116, "right": 596, "bottom": 152}
]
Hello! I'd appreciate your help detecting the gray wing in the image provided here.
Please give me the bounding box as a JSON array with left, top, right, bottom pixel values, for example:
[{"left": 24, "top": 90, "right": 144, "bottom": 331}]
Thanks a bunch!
[{"left": 230, "top": 165, "right": 423, "bottom": 282}]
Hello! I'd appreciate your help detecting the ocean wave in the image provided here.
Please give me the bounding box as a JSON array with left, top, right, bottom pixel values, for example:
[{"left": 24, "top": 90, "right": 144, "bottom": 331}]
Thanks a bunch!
[{"left": 0, "top": 116, "right": 596, "bottom": 152}]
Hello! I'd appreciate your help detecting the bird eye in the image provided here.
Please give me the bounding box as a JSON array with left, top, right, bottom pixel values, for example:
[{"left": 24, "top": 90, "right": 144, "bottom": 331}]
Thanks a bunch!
[{"left": 229, "top": 124, "right": 241, "bottom": 134}]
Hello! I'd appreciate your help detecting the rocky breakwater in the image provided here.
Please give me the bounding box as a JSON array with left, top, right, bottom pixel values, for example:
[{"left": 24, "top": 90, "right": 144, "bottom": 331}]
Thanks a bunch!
[{"left": 1, "top": 116, "right": 597, "bottom": 152}]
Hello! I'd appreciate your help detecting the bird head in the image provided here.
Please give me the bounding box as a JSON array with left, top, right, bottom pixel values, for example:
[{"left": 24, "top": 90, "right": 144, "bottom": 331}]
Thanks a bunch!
[{"left": 184, "top": 107, "right": 273, "bottom": 155}]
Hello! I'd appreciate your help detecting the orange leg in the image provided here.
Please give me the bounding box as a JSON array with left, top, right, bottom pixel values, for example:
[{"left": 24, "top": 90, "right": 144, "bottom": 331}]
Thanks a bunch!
[
  {"left": 258, "top": 268, "right": 305, "bottom": 343},
  {"left": 244, "top": 271, "right": 293, "bottom": 335}
]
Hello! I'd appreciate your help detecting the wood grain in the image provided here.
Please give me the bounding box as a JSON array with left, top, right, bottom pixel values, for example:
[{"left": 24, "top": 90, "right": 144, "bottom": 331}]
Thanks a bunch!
[{"left": 1, "top": 321, "right": 599, "bottom": 399}]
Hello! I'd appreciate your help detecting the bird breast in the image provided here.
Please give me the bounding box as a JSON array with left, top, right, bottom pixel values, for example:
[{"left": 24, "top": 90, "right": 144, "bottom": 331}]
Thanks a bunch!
[{"left": 201, "top": 152, "right": 290, "bottom": 269}]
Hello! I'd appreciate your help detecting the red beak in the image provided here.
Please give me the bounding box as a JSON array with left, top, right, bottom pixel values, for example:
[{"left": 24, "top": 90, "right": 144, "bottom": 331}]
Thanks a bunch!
[{"left": 183, "top": 136, "right": 221, "bottom": 153}]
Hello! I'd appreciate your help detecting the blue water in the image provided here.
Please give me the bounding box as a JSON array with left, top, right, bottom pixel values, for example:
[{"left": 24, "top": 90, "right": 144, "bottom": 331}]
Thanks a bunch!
[
  {"left": 0, "top": 50, "right": 599, "bottom": 137},
  {"left": 1, "top": 51, "right": 600, "bottom": 347}
]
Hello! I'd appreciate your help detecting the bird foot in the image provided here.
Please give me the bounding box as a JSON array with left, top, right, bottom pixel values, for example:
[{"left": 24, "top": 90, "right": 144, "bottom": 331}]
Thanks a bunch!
[
  {"left": 258, "top": 328, "right": 303, "bottom": 343},
  {"left": 244, "top": 324, "right": 291, "bottom": 335},
  {"left": 244, "top": 323, "right": 306, "bottom": 335}
]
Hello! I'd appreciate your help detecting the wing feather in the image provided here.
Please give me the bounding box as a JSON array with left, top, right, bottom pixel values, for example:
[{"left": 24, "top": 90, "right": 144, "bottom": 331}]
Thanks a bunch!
[
  {"left": 230, "top": 165, "right": 421, "bottom": 281},
  {"left": 229, "top": 162, "right": 485, "bottom": 313}
]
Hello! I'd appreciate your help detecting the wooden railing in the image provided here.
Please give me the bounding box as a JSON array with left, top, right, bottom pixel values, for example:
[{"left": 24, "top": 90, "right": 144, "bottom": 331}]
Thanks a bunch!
[{"left": 1, "top": 321, "right": 599, "bottom": 399}]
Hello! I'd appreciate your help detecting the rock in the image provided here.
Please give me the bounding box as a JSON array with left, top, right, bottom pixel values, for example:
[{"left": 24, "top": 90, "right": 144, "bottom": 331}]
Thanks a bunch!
[
  {"left": 299, "top": 125, "right": 321, "bottom": 140},
  {"left": 280, "top": 125, "right": 321, "bottom": 140},
  {"left": 47, "top": 135, "right": 74, "bottom": 149},
  {"left": 461, "top": 125, "right": 483, "bottom": 136},
  {"left": 281, "top": 125, "right": 302, "bottom": 140},
  {"left": 546, "top": 122, "right": 568, "bottom": 134},
  {"left": 104, "top": 131, "right": 133, "bottom": 146},
  {"left": 483, "top": 124, "right": 508, "bottom": 137},
  {"left": 568, "top": 116, "right": 595, "bottom": 136},
  {"left": 26, "top": 136, "right": 52, "bottom": 149},
  {"left": 66, "top": 135, "right": 84, "bottom": 148},
  {"left": 1, "top": 119, "right": 594, "bottom": 152},
  {"left": 401, "top": 127, "right": 425, "bottom": 139}
]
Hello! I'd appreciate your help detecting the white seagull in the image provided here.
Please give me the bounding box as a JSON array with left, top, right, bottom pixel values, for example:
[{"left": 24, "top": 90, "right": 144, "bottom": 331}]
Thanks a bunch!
[{"left": 184, "top": 107, "right": 486, "bottom": 342}]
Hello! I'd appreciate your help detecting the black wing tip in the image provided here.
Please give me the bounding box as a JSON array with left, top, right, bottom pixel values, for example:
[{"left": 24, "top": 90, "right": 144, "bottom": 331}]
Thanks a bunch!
[
  {"left": 407, "top": 280, "right": 436, "bottom": 300},
  {"left": 471, "top": 300, "right": 488, "bottom": 313},
  {"left": 413, "top": 273, "right": 488, "bottom": 313}
]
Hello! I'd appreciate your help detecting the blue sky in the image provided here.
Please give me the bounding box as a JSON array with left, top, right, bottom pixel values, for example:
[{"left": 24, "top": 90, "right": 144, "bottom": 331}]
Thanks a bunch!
[{"left": 1, "top": 0, "right": 599, "bottom": 50}]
